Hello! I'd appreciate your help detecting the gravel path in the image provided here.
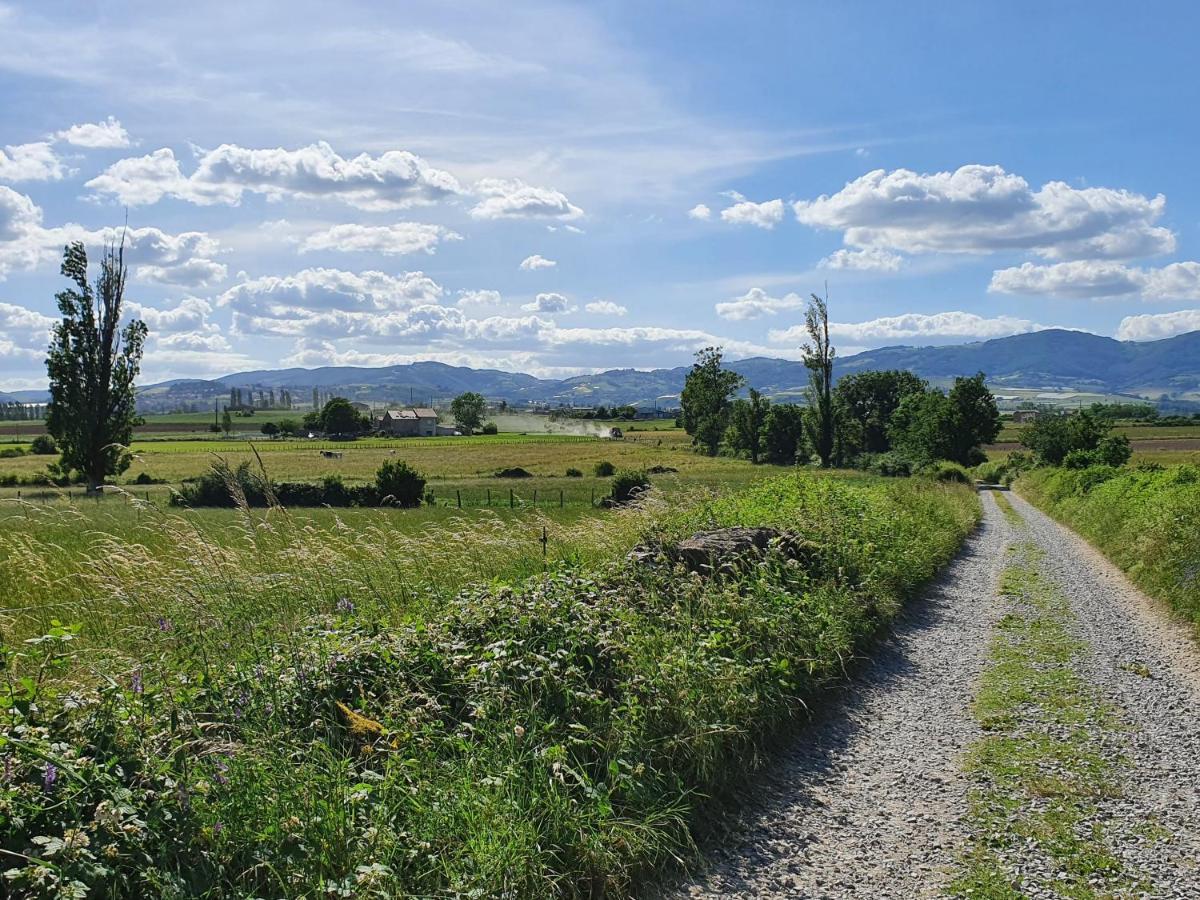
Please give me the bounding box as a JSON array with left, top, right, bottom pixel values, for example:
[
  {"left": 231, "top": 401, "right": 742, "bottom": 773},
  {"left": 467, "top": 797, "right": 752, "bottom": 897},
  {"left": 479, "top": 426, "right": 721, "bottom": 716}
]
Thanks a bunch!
[
  {"left": 667, "top": 490, "right": 1200, "bottom": 899},
  {"left": 1010, "top": 492, "right": 1200, "bottom": 896},
  {"left": 668, "top": 491, "right": 1014, "bottom": 899}
]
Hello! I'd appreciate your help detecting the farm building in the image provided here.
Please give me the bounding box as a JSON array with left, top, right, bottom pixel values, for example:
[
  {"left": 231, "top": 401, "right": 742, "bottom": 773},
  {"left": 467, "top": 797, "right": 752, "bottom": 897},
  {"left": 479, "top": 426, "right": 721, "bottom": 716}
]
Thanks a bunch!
[{"left": 379, "top": 407, "right": 439, "bottom": 436}]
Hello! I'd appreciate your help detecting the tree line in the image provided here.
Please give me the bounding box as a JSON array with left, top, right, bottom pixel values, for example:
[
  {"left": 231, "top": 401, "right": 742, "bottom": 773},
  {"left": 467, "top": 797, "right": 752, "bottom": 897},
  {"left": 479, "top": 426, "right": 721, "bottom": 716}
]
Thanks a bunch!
[{"left": 679, "top": 294, "right": 1002, "bottom": 472}]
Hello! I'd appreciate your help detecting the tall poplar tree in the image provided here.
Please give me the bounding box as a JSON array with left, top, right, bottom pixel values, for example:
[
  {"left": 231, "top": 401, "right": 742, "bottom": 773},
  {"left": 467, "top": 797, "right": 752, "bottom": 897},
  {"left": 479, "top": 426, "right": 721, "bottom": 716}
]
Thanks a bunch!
[
  {"left": 45, "top": 240, "right": 147, "bottom": 491},
  {"left": 802, "top": 292, "right": 836, "bottom": 468}
]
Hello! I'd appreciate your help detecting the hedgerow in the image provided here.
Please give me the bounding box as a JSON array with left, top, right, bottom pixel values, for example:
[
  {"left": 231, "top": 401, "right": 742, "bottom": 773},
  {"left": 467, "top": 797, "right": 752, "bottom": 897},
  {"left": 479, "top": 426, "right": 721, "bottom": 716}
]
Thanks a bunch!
[
  {"left": 0, "top": 473, "right": 977, "bottom": 897},
  {"left": 1020, "top": 465, "right": 1200, "bottom": 629}
]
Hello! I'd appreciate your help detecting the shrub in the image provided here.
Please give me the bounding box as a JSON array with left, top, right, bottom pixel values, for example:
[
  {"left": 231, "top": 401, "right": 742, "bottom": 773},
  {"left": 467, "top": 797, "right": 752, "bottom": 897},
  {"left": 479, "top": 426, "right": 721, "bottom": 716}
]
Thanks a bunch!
[
  {"left": 0, "top": 447, "right": 25, "bottom": 458},
  {"left": 375, "top": 460, "right": 425, "bottom": 507},
  {"left": 608, "top": 469, "right": 650, "bottom": 505},
  {"left": 494, "top": 467, "right": 533, "bottom": 479},
  {"left": 130, "top": 472, "right": 165, "bottom": 485},
  {"left": 924, "top": 461, "right": 971, "bottom": 484},
  {"left": 867, "top": 451, "right": 915, "bottom": 478},
  {"left": 1063, "top": 448, "right": 1101, "bottom": 469},
  {"left": 29, "top": 434, "right": 57, "bottom": 455},
  {"left": 481, "top": 422, "right": 498, "bottom": 435},
  {"left": 594, "top": 460, "right": 616, "bottom": 477},
  {"left": 1096, "top": 434, "right": 1132, "bottom": 467},
  {"left": 565, "top": 467, "right": 583, "bottom": 477}
]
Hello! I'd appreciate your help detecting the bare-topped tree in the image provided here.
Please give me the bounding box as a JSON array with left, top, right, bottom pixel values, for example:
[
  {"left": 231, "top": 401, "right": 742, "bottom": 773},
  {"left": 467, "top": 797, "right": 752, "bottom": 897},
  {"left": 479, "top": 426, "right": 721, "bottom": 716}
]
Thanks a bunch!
[
  {"left": 45, "top": 239, "right": 148, "bottom": 492},
  {"left": 802, "top": 290, "right": 836, "bottom": 467}
]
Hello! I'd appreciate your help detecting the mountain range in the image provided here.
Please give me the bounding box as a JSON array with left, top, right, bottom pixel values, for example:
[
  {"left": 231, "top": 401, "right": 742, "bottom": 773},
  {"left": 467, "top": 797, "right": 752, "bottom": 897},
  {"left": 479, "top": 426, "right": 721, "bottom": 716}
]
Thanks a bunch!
[{"left": 9, "top": 329, "right": 1200, "bottom": 410}]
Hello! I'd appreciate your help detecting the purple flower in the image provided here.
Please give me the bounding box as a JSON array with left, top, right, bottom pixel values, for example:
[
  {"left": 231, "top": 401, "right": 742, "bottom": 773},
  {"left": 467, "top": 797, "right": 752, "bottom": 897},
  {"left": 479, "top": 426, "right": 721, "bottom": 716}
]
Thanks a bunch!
[
  {"left": 2, "top": 756, "right": 13, "bottom": 784},
  {"left": 43, "top": 762, "right": 57, "bottom": 791},
  {"left": 212, "top": 821, "right": 224, "bottom": 835},
  {"left": 131, "top": 669, "right": 143, "bottom": 695},
  {"left": 335, "top": 597, "right": 354, "bottom": 615},
  {"left": 158, "top": 617, "right": 174, "bottom": 633},
  {"left": 214, "top": 756, "right": 230, "bottom": 786}
]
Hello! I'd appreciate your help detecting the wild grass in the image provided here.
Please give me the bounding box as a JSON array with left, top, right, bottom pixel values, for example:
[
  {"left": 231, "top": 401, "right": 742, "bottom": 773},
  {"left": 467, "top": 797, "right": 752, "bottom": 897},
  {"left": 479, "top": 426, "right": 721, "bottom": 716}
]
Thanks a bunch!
[
  {"left": 0, "top": 471, "right": 978, "bottom": 897},
  {"left": 1018, "top": 465, "right": 1200, "bottom": 630}
]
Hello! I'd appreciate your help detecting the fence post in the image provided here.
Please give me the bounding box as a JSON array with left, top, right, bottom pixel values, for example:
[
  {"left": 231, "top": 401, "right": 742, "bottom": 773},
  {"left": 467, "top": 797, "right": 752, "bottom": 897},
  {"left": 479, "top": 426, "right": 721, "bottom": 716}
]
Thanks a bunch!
[
  {"left": 533, "top": 489, "right": 537, "bottom": 507},
  {"left": 487, "top": 488, "right": 491, "bottom": 506},
  {"left": 590, "top": 487, "right": 595, "bottom": 506},
  {"left": 456, "top": 489, "right": 461, "bottom": 509},
  {"left": 510, "top": 488, "right": 514, "bottom": 509},
  {"left": 560, "top": 489, "right": 564, "bottom": 508}
]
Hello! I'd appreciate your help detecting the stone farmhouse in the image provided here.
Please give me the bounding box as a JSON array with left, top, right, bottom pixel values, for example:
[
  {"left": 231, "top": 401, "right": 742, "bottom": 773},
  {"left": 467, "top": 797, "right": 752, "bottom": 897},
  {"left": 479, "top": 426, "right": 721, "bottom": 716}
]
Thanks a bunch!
[{"left": 379, "top": 407, "right": 439, "bottom": 437}]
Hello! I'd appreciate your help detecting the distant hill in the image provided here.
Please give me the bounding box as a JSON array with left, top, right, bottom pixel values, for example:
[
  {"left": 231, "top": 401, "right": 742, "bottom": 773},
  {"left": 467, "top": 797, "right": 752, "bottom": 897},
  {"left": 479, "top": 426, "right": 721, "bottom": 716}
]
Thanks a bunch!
[{"left": 20, "top": 328, "right": 1197, "bottom": 412}]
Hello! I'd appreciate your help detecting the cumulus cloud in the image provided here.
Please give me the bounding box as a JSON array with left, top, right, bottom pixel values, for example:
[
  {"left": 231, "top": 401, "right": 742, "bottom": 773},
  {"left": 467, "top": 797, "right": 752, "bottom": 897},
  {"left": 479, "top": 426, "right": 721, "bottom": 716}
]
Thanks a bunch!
[
  {"left": 720, "top": 197, "right": 785, "bottom": 229},
  {"left": 819, "top": 247, "right": 904, "bottom": 272},
  {"left": 55, "top": 117, "right": 132, "bottom": 148},
  {"left": 715, "top": 287, "right": 805, "bottom": 321},
  {"left": 521, "top": 291, "right": 574, "bottom": 313},
  {"left": 86, "top": 141, "right": 463, "bottom": 210},
  {"left": 0, "top": 300, "right": 56, "bottom": 350},
  {"left": 1116, "top": 309, "right": 1200, "bottom": 341},
  {"left": 0, "top": 142, "right": 66, "bottom": 182},
  {"left": 219, "top": 268, "right": 443, "bottom": 317},
  {"left": 456, "top": 289, "right": 502, "bottom": 307},
  {"left": 0, "top": 188, "right": 226, "bottom": 286},
  {"left": 769, "top": 310, "right": 1052, "bottom": 345},
  {"left": 585, "top": 300, "right": 627, "bottom": 316},
  {"left": 299, "top": 222, "right": 460, "bottom": 256},
  {"left": 688, "top": 203, "right": 712, "bottom": 221},
  {"left": 794, "top": 164, "right": 1175, "bottom": 261},
  {"left": 519, "top": 254, "right": 556, "bottom": 270},
  {"left": 989, "top": 260, "right": 1200, "bottom": 301},
  {"left": 470, "top": 178, "right": 583, "bottom": 220}
]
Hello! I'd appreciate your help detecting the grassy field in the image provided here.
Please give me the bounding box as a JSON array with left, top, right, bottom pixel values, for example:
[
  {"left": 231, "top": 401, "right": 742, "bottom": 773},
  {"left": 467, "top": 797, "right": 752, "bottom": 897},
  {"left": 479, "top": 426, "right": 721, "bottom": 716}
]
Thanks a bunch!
[
  {"left": 1017, "top": 465, "right": 1200, "bottom": 630},
  {"left": 0, "top": 467, "right": 979, "bottom": 897}
]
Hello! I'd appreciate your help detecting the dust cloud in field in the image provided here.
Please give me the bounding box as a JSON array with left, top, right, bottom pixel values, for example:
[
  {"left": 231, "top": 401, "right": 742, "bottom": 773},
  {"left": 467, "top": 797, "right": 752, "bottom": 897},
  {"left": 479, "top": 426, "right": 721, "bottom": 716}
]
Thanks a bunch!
[{"left": 492, "top": 414, "right": 616, "bottom": 438}]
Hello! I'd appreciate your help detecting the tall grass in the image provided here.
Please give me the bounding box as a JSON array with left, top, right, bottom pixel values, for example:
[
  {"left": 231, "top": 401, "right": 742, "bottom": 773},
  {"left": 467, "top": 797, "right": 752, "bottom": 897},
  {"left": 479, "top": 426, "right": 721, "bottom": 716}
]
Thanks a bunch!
[
  {"left": 0, "top": 473, "right": 978, "bottom": 897},
  {"left": 1019, "top": 465, "right": 1200, "bottom": 629}
]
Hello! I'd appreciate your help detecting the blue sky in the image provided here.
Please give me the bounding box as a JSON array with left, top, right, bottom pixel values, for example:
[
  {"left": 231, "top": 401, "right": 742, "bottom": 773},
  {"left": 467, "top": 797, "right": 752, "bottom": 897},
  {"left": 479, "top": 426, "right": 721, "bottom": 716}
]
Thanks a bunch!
[{"left": 1, "top": 0, "right": 1199, "bottom": 389}]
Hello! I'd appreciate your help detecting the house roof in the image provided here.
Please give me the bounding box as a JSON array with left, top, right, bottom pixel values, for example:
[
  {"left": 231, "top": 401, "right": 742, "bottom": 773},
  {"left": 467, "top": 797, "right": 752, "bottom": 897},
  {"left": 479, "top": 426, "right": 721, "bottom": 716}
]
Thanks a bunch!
[
  {"left": 413, "top": 407, "right": 437, "bottom": 418},
  {"left": 384, "top": 409, "right": 417, "bottom": 419}
]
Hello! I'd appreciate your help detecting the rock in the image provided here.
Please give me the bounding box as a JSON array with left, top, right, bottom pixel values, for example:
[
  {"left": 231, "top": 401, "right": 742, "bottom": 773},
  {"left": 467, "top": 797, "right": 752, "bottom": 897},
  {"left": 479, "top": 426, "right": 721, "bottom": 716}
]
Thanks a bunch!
[{"left": 629, "top": 527, "right": 820, "bottom": 574}]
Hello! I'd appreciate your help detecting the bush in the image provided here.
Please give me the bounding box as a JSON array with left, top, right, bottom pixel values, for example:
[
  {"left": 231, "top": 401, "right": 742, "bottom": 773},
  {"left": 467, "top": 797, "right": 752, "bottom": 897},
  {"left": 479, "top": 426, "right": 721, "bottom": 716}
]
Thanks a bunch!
[
  {"left": 494, "top": 467, "right": 533, "bottom": 479},
  {"left": 29, "top": 434, "right": 57, "bottom": 455},
  {"left": 374, "top": 460, "right": 425, "bottom": 508},
  {"left": 565, "top": 467, "right": 583, "bottom": 477},
  {"left": 130, "top": 472, "right": 165, "bottom": 485},
  {"left": 0, "top": 447, "right": 25, "bottom": 458},
  {"left": 608, "top": 469, "right": 650, "bottom": 505},
  {"left": 594, "top": 460, "right": 616, "bottom": 477},
  {"left": 860, "top": 451, "right": 914, "bottom": 477},
  {"left": 1063, "top": 448, "right": 1100, "bottom": 469},
  {"left": 481, "top": 422, "right": 498, "bottom": 435},
  {"left": 923, "top": 461, "right": 971, "bottom": 484},
  {"left": 1096, "top": 434, "right": 1132, "bottom": 467}
]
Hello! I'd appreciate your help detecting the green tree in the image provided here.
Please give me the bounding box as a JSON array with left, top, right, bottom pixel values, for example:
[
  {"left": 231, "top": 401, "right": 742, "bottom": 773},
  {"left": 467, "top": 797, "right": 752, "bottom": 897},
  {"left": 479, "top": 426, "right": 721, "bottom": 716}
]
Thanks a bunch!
[
  {"left": 802, "top": 293, "right": 836, "bottom": 467},
  {"left": 1021, "top": 408, "right": 1108, "bottom": 465},
  {"left": 726, "top": 388, "right": 769, "bottom": 463},
  {"left": 680, "top": 346, "right": 744, "bottom": 456},
  {"left": 277, "top": 418, "right": 299, "bottom": 437},
  {"left": 45, "top": 241, "right": 147, "bottom": 491},
  {"left": 261, "top": 421, "right": 279, "bottom": 439},
  {"left": 834, "top": 369, "right": 927, "bottom": 457},
  {"left": 221, "top": 408, "right": 233, "bottom": 435},
  {"left": 319, "top": 397, "right": 364, "bottom": 435},
  {"left": 762, "top": 403, "right": 808, "bottom": 465},
  {"left": 889, "top": 373, "right": 1001, "bottom": 466},
  {"left": 451, "top": 392, "right": 486, "bottom": 434}
]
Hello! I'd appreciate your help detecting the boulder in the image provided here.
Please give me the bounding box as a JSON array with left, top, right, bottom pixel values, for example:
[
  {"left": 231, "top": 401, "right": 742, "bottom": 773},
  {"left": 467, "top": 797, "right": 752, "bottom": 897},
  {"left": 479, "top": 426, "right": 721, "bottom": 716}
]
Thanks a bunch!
[{"left": 629, "top": 526, "right": 819, "bottom": 574}]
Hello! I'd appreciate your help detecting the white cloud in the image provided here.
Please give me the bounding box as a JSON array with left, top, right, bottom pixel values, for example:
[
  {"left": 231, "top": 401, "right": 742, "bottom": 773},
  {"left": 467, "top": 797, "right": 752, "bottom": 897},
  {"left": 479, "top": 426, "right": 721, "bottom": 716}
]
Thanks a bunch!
[
  {"left": 819, "top": 247, "right": 904, "bottom": 272},
  {"left": 521, "top": 291, "right": 574, "bottom": 313},
  {"left": 519, "top": 254, "right": 557, "bottom": 270},
  {"left": 299, "top": 222, "right": 460, "bottom": 256},
  {"left": 456, "top": 289, "right": 502, "bottom": 307},
  {"left": 989, "top": 259, "right": 1200, "bottom": 301},
  {"left": 0, "top": 188, "right": 226, "bottom": 286},
  {"left": 126, "top": 296, "right": 215, "bottom": 334},
  {"left": 1116, "top": 309, "right": 1200, "bottom": 341},
  {"left": 794, "top": 164, "right": 1175, "bottom": 261},
  {"left": 720, "top": 197, "right": 785, "bottom": 229},
  {"left": 86, "top": 141, "right": 464, "bottom": 210},
  {"left": 0, "top": 142, "right": 66, "bottom": 182},
  {"left": 585, "top": 300, "right": 627, "bottom": 316},
  {"left": 715, "top": 287, "right": 805, "bottom": 321},
  {"left": 219, "top": 267, "right": 443, "bottom": 316},
  {"left": 55, "top": 117, "right": 131, "bottom": 148},
  {"left": 769, "top": 310, "right": 1052, "bottom": 345},
  {"left": 688, "top": 203, "right": 712, "bottom": 221},
  {"left": 0, "top": 300, "right": 55, "bottom": 348},
  {"left": 469, "top": 178, "right": 583, "bottom": 221}
]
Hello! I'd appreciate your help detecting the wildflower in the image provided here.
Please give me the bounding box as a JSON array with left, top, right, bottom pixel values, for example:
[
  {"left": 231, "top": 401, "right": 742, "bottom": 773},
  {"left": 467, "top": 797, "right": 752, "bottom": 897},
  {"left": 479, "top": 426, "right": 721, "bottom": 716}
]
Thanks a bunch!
[
  {"left": 214, "top": 757, "right": 230, "bottom": 787},
  {"left": 157, "top": 617, "right": 173, "bottom": 632},
  {"left": 335, "top": 597, "right": 354, "bottom": 614},
  {"left": 513, "top": 725, "right": 526, "bottom": 739},
  {"left": 131, "top": 669, "right": 143, "bottom": 695},
  {"left": 212, "top": 821, "right": 224, "bottom": 835},
  {"left": 43, "top": 762, "right": 57, "bottom": 791},
  {"left": 61, "top": 829, "right": 90, "bottom": 852}
]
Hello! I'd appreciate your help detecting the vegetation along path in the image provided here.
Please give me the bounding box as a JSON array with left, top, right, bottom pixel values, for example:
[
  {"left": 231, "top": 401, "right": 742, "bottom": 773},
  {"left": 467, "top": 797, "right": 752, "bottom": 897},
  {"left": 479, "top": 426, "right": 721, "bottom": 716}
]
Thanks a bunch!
[{"left": 671, "top": 491, "right": 1200, "bottom": 899}]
